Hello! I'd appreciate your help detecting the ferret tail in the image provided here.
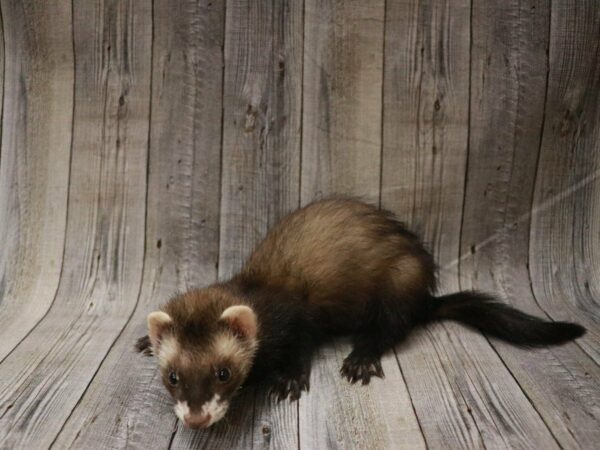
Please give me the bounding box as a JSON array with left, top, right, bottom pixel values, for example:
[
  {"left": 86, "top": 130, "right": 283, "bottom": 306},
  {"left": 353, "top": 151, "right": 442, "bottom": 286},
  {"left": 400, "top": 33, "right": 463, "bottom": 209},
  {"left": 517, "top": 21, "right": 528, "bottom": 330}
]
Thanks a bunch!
[{"left": 428, "top": 291, "right": 585, "bottom": 347}]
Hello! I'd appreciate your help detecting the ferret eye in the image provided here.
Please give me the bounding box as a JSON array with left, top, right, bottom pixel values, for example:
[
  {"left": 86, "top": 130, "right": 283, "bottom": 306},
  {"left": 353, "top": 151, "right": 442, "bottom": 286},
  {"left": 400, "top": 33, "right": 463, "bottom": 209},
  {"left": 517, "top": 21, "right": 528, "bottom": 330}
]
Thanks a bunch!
[
  {"left": 216, "top": 368, "right": 231, "bottom": 383},
  {"left": 168, "top": 371, "right": 179, "bottom": 386}
]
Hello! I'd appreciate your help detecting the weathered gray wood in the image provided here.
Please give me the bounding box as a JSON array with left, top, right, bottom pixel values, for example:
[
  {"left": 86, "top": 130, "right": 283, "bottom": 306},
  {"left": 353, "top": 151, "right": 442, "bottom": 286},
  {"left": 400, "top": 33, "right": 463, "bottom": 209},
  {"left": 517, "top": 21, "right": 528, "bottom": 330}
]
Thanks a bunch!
[
  {"left": 299, "top": 3, "right": 427, "bottom": 449},
  {"left": 173, "top": 0, "right": 305, "bottom": 448},
  {"left": 381, "top": 0, "right": 476, "bottom": 446},
  {"left": 0, "top": 0, "right": 73, "bottom": 361},
  {"left": 529, "top": 0, "right": 600, "bottom": 364},
  {"left": 51, "top": 1, "right": 225, "bottom": 448},
  {"left": 300, "top": 342, "right": 426, "bottom": 450},
  {"left": 217, "top": 0, "right": 303, "bottom": 280},
  {"left": 460, "top": 1, "right": 600, "bottom": 448},
  {"left": 383, "top": 1, "right": 560, "bottom": 448},
  {"left": 0, "top": 1, "right": 599, "bottom": 449},
  {"left": 301, "top": 0, "right": 384, "bottom": 204},
  {"left": 0, "top": 2, "right": 4, "bottom": 165},
  {"left": 0, "top": 1, "right": 151, "bottom": 448}
]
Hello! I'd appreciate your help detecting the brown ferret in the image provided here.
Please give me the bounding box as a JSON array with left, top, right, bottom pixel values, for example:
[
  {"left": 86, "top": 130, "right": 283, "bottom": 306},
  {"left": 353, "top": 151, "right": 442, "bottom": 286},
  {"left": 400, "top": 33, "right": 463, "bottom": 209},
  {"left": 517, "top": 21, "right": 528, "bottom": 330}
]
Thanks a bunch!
[{"left": 136, "top": 197, "right": 585, "bottom": 429}]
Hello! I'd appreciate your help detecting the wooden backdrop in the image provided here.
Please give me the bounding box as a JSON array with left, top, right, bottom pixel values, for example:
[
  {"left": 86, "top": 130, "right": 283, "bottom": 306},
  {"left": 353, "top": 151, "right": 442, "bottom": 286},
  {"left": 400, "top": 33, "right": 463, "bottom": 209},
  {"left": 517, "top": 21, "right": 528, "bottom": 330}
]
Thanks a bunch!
[{"left": 0, "top": 0, "right": 598, "bottom": 449}]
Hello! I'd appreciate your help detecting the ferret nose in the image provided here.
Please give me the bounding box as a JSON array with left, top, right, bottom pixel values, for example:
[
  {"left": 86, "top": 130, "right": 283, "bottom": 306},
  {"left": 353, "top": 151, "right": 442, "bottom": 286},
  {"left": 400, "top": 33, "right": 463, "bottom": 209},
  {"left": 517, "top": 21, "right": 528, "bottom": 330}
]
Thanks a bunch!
[{"left": 184, "top": 413, "right": 211, "bottom": 429}]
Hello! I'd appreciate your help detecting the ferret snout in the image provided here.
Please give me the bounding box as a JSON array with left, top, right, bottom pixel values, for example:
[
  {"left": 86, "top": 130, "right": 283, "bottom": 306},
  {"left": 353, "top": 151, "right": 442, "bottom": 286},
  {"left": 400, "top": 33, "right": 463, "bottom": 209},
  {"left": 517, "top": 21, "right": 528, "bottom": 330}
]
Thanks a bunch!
[
  {"left": 174, "top": 401, "right": 210, "bottom": 428},
  {"left": 174, "top": 395, "right": 229, "bottom": 429},
  {"left": 183, "top": 412, "right": 211, "bottom": 429}
]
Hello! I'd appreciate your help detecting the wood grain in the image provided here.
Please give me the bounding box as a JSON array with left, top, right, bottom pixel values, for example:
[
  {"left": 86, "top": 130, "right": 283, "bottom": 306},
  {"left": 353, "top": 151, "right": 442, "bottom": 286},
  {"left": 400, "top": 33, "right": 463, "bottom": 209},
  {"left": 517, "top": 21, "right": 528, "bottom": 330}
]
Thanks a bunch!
[
  {"left": 299, "top": 3, "right": 428, "bottom": 449},
  {"left": 301, "top": 0, "right": 384, "bottom": 204},
  {"left": 460, "top": 0, "right": 600, "bottom": 448},
  {"left": 217, "top": 0, "right": 304, "bottom": 280},
  {"left": 0, "top": 0, "right": 73, "bottom": 361},
  {"left": 0, "top": 1, "right": 4, "bottom": 165},
  {"left": 52, "top": 1, "right": 225, "bottom": 448},
  {"left": 529, "top": 0, "right": 600, "bottom": 363},
  {"left": 0, "top": 1, "right": 151, "bottom": 447},
  {"left": 383, "top": 1, "right": 560, "bottom": 448},
  {"left": 173, "top": 0, "right": 305, "bottom": 448},
  {"left": 0, "top": 1, "right": 598, "bottom": 449}
]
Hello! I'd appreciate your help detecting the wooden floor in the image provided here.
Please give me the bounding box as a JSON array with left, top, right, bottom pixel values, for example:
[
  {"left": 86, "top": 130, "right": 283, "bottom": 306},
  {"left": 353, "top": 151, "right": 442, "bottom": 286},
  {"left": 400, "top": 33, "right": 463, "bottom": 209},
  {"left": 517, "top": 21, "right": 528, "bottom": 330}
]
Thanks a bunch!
[{"left": 0, "top": 0, "right": 599, "bottom": 448}]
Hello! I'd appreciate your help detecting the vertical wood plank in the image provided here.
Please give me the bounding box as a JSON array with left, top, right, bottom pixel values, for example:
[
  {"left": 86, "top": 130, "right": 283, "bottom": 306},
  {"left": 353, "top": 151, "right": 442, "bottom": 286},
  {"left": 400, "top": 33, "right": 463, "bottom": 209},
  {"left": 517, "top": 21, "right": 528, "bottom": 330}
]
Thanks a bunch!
[
  {"left": 0, "top": 0, "right": 73, "bottom": 361},
  {"left": 176, "top": 0, "right": 304, "bottom": 448},
  {"left": 382, "top": 0, "right": 476, "bottom": 447},
  {"left": 299, "top": 2, "right": 424, "bottom": 449},
  {"left": 217, "top": 0, "right": 303, "bottom": 280},
  {"left": 529, "top": 1, "right": 600, "bottom": 446},
  {"left": 461, "top": 1, "right": 600, "bottom": 448},
  {"left": 0, "top": 1, "right": 151, "bottom": 448},
  {"left": 301, "top": 0, "right": 383, "bottom": 203},
  {"left": 383, "top": 1, "right": 559, "bottom": 448},
  {"left": 529, "top": 0, "right": 600, "bottom": 362},
  {"left": 52, "top": 1, "right": 226, "bottom": 448},
  {"left": 382, "top": 0, "right": 470, "bottom": 286}
]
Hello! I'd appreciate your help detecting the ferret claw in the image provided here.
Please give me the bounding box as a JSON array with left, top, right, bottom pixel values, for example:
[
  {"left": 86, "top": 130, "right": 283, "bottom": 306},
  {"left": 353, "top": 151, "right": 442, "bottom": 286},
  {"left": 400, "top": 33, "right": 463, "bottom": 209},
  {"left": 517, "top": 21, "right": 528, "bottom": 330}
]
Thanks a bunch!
[
  {"left": 268, "top": 371, "right": 310, "bottom": 402},
  {"left": 340, "top": 355, "right": 384, "bottom": 385},
  {"left": 134, "top": 335, "right": 154, "bottom": 356}
]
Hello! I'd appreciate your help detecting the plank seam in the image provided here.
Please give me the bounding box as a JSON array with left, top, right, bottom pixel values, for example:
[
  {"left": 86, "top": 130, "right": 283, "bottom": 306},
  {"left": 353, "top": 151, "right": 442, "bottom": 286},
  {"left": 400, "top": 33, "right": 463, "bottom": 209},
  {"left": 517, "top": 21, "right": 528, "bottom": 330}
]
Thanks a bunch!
[
  {"left": 480, "top": 335, "right": 564, "bottom": 448},
  {"left": 428, "top": 326, "right": 486, "bottom": 448},
  {"left": 297, "top": 0, "right": 306, "bottom": 447},
  {"left": 377, "top": 0, "right": 387, "bottom": 209},
  {"left": 457, "top": 0, "right": 474, "bottom": 273},
  {"left": 524, "top": 0, "right": 557, "bottom": 325},
  {"left": 297, "top": 0, "right": 305, "bottom": 212},
  {"left": 216, "top": 0, "right": 227, "bottom": 280},
  {"left": 0, "top": 0, "right": 4, "bottom": 169},
  {"left": 393, "top": 348, "right": 429, "bottom": 450}
]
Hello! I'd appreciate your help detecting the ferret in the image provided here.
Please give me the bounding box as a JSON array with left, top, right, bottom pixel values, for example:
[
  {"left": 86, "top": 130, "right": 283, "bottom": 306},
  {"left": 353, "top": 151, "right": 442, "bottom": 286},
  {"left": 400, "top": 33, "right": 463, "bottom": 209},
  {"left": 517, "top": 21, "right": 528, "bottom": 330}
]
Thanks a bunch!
[{"left": 136, "top": 197, "right": 585, "bottom": 429}]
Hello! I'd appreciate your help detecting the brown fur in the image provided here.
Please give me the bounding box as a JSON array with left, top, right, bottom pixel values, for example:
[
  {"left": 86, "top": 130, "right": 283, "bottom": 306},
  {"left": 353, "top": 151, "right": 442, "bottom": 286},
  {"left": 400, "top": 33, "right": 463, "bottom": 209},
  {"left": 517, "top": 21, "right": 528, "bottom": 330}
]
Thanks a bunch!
[{"left": 238, "top": 197, "right": 435, "bottom": 332}]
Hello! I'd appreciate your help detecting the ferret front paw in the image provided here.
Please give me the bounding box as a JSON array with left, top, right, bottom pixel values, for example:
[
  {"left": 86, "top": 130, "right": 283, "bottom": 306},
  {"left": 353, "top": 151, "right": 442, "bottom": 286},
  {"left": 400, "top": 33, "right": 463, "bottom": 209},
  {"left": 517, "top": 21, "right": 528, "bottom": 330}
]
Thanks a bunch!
[
  {"left": 340, "top": 354, "right": 384, "bottom": 385},
  {"left": 267, "top": 371, "right": 310, "bottom": 402},
  {"left": 134, "top": 335, "right": 154, "bottom": 356}
]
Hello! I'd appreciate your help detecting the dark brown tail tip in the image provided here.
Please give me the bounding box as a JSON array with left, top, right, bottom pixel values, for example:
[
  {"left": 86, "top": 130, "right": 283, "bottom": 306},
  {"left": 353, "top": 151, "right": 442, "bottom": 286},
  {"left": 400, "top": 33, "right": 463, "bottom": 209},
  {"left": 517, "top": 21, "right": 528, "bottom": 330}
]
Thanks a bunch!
[{"left": 557, "top": 322, "right": 586, "bottom": 341}]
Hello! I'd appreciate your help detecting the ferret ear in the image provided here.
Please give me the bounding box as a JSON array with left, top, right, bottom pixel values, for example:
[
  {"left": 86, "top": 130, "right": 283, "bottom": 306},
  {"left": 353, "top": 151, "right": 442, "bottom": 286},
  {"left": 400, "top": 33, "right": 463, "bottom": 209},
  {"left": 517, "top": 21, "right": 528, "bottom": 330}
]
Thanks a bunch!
[
  {"left": 220, "top": 305, "right": 258, "bottom": 340},
  {"left": 147, "top": 311, "right": 173, "bottom": 351}
]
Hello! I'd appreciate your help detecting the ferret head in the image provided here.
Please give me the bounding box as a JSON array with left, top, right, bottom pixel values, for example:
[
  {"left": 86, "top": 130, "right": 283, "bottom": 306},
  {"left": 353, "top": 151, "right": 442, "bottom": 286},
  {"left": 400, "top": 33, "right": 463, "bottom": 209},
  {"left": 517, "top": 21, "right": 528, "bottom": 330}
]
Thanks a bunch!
[{"left": 142, "top": 288, "right": 259, "bottom": 429}]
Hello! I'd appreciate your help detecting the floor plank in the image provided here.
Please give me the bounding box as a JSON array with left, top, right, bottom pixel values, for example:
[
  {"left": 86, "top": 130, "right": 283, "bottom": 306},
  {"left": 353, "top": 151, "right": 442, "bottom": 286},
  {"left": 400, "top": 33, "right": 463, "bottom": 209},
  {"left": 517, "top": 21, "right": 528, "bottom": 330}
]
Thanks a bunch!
[
  {"left": 52, "top": 1, "right": 225, "bottom": 448},
  {"left": 0, "top": 1, "right": 151, "bottom": 447},
  {"left": 0, "top": 0, "right": 73, "bottom": 361}
]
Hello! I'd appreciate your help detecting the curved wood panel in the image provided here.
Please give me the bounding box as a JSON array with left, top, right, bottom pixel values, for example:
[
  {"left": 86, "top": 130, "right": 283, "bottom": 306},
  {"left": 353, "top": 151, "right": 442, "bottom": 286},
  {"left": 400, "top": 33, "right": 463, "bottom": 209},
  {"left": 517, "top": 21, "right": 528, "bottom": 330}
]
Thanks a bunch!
[
  {"left": 0, "top": 1, "right": 598, "bottom": 448},
  {"left": 53, "top": 0, "right": 225, "bottom": 447},
  {"left": 0, "top": 0, "right": 73, "bottom": 362},
  {"left": 529, "top": 0, "right": 600, "bottom": 363},
  {"left": 383, "top": 1, "right": 559, "bottom": 448},
  {"left": 460, "top": 1, "right": 600, "bottom": 447},
  {"left": 0, "top": 1, "right": 151, "bottom": 447}
]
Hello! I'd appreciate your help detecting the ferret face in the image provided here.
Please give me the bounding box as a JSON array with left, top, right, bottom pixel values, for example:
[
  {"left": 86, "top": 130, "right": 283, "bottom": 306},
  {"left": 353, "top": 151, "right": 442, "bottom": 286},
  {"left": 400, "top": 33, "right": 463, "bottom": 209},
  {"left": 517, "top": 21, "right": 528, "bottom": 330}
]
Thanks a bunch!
[{"left": 145, "top": 292, "right": 258, "bottom": 429}]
